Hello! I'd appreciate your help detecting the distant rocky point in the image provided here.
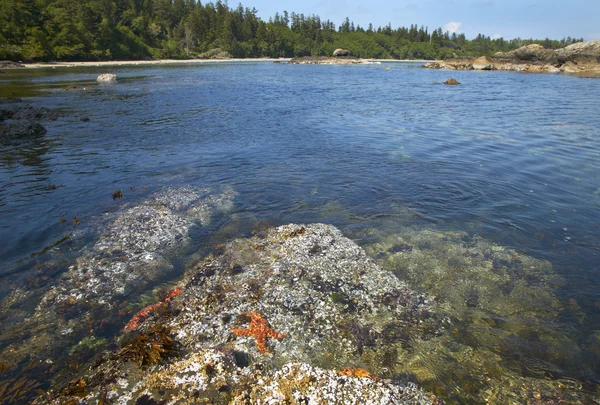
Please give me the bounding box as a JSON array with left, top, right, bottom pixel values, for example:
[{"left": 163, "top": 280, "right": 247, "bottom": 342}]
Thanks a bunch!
[{"left": 424, "top": 40, "right": 600, "bottom": 74}]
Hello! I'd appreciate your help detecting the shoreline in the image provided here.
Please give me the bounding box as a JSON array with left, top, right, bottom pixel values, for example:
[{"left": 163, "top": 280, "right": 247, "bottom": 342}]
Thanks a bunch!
[
  {"left": 19, "top": 58, "right": 438, "bottom": 69},
  {"left": 23, "top": 58, "right": 290, "bottom": 68}
]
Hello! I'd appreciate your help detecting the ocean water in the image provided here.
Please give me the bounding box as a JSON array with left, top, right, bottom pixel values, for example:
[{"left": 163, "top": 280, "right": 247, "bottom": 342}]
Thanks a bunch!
[{"left": 1, "top": 62, "right": 599, "bottom": 403}]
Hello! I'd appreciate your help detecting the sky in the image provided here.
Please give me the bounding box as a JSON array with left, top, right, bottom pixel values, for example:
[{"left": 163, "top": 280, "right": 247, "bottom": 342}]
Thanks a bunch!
[{"left": 243, "top": 0, "right": 600, "bottom": 41}]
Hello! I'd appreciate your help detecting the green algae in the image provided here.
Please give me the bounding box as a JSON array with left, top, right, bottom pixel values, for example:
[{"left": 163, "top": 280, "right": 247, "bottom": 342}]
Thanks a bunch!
[{"left": 362, "top": 226, "right": 597, "bottom": 404}]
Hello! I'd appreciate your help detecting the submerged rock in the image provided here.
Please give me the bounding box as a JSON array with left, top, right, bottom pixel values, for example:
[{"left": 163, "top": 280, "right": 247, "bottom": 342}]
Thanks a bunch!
[
  {"left": 0, "top": 100, "right": 60, "bottom": 146},
  {"left": 0, "top": 186, "right": 236, "bottom": 393},
  {"left": 364, "top": 227, "right": 593, "bottom": 403},
  {"left": 40, "top": 223, "right": 447, "bottom": 404}
]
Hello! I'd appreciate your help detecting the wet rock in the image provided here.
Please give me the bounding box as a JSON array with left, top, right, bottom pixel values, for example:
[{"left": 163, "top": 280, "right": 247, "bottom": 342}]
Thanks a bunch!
[
  {"left": 0, "top": 121, "right": 46, "bottom": 145},
  {"left": 443, "top": 78, "right": 460, "bottom": 85},
  {"left": 65, "top": 85, "right": 87, "bottom": 91},
  {"left": 97, "top": 73, "right": 117, "bottom": 82},
  {"left": 38, "top": 186, "right": 236, "bottom": 310},
  {"left": 0, "top": 187, "right": 236, "bottom": 388},
  {"left": 38, "top": 223, "right": 446, "bottom": 404},
  {"left": 333, "top": 48, "right": 350, "bottom": 57},
  {"left": 0, "top": 101, "right": 59, "bottom": 146},
  {"left": 235, "top": 362, "right": 440, "bottom": 404}
]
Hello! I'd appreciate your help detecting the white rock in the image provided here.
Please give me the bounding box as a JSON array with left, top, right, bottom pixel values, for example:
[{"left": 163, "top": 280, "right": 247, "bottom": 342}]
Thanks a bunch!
[{"left": 97, "top": 73, "right": 118, "bottom": 82}]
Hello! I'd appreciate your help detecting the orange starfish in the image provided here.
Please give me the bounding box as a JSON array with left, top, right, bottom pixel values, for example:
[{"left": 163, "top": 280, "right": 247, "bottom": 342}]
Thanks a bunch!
[
  {"left": 337, "top": 368, "right": 379, "bottom": 380},
  {"left": 123, "top": 287, "right": 183, "bottom": 332},
  {"left": 232, "top": 311, "right": 287, "bottom": 354}
]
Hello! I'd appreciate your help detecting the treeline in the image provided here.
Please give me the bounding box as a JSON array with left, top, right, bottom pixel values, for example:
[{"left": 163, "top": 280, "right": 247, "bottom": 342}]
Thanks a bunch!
[{"left": 0, "top": 0, "right": 585, "bottom": 61}]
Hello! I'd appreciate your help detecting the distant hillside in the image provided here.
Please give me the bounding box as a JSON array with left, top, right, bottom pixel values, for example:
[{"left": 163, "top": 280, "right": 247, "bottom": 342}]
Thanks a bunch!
[{"left": 0, "top": 0, "right": 585, "bottom": 62}]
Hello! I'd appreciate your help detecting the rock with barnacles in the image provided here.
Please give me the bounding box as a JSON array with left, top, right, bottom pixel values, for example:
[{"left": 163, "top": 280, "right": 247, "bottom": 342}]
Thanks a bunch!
[{"left": 37, "top": 223, "right": 448, "bottom": 404}]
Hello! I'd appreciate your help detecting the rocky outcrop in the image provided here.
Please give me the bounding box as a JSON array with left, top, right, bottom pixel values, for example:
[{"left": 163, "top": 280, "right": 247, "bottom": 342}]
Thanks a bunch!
[
  {"left": 0, "top": 98, "right": 60, "bottom": 146},
  {"left": 472, "top": 56, "right": 494, "bottom": 70},
  {"left": 494, "top": 43, "right": 557, "bottom": 61},
  {"left": 37, "top": 223, "right": 447, "bottom": 404},
  {"left": 424, "top": 40, "right": 600, "bottom": 74},
  {"left": 97, "top": 73, "right": 117, "bottom": 82},
  {"left": 333, "top": 48, "right": 350, "bottom": 57},
  {"left": 557, "top": 40, "right": 600, "bottom": 61}
]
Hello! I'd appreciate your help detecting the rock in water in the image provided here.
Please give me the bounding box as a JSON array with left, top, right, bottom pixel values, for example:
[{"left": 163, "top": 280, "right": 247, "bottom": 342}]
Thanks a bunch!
[
  {"left": 444, "top": 78, "right": 460, "bottom": 85},
  {"left": 0, "top": 186, "right": 236, "bottom": 385},
  {"left": 96, "top": 73, "right": 117, "bottom": 82},
  {"left": 333, "top": 48, "right": 350, "bottom": 57},
  {"left": 37, "top": 223, "right": 446, "bottom": 404}
]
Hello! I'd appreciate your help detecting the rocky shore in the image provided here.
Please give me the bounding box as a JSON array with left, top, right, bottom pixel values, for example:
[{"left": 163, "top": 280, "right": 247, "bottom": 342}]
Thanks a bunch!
[
  {"left": 424, "top": 40, "right": 600, "bottom": 74},
  {"left": 0, "top": 189, "right": 596, "bottom": 403}
]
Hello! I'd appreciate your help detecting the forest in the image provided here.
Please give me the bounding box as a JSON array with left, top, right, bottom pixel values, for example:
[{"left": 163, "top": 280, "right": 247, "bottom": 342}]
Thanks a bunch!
[{"left": 0, "top": 0, "right": 585, "bottom": 61}]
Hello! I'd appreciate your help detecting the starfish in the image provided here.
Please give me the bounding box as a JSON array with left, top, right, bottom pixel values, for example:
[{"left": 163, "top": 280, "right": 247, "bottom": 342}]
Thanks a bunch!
[
  {"left": 232, "top": 311, "right": 287, "bottom": 354},
  {"left": 123, "top": 287, "right": 183, "bottom": 332}
]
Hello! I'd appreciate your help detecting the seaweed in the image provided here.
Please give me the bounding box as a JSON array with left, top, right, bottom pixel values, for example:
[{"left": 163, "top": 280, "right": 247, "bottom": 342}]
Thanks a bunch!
[
  {"left": 0, "top": 377, "right": 42, "bottom": 405},
  {"left": 61, "top": 377, "right": 87, "bottom": 398},
  {"left": 112, "top": 190, "right": 123, "bottom": 200},
  {"left": 118, "top": 324, "right": 175, "bottom": 367}
]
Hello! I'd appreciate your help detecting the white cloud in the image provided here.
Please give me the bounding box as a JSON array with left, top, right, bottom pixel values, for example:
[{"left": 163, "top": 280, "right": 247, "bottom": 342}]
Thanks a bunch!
[{"left": 444, "top": 21, "right": 463, "bottom": 34}]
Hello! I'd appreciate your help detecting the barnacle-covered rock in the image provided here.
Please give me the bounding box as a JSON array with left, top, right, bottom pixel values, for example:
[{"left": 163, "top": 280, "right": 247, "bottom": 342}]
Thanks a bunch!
[
  {"left": 232, "top": 362, "right": 440, "bottom": 405},
  {"left": 39, "top": 223, "right": 447, "bottom": 404},
  {"left": 0, "top": 186, "right": 236, "bottom": 388}
]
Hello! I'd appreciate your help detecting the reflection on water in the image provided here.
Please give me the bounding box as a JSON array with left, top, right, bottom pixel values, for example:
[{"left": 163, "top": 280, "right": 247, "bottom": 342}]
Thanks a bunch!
[{"left": 0, "top": 63, "right": 599, "bottom": 403}]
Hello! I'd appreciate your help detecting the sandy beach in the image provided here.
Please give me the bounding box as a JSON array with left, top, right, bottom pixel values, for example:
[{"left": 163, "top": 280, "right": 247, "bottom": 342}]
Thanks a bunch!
[{"left": 21, "top": 58, "right": 437, "bottom": 69}]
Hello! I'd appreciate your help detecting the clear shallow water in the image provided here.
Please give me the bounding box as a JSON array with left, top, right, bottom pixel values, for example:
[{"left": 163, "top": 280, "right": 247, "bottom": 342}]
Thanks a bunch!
[{"left": 1, "top": 62, "right": 600, "bottom": 402}]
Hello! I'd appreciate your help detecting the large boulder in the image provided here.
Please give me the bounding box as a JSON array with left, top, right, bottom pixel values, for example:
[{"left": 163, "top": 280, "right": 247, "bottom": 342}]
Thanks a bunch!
[
  {"left": 96, "top": 73, "right": 117, "bottom": 82},
  {"left": 472, "top": 56, "right": 495, "bottom": 70},
  {"left": 333, "top": 48, "right": 350, "bottom": 57}
]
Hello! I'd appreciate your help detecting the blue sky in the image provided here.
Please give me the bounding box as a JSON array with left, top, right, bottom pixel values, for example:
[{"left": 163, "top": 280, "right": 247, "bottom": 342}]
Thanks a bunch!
[{"left": 243, "top": 0, "right": 600, "bottom": 41}]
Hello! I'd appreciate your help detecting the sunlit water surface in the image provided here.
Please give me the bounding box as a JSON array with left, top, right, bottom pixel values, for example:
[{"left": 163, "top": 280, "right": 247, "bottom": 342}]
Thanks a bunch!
[{"left": 1, "top": 62, "right": 599, "bottom": 403}]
